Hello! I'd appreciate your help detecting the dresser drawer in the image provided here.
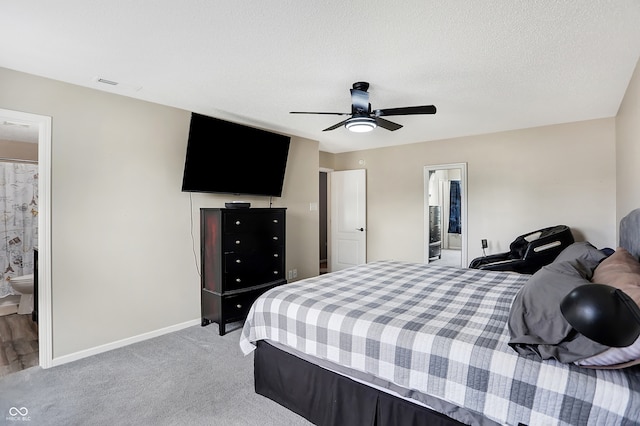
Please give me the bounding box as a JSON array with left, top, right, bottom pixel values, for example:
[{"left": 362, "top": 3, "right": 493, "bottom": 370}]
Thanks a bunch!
[
  {"left": 224, "top": 270, "right": 284, "bottom": 291},
  {"left": 222, "top": 232, "right": 283, "bottom": 252},
  {"left": 223, "top": 211, "right": 285, "bottom": 235},
  {"left": 224, "top": 248, "right": 284, "bottom": 272},
  {"left": 222, "top": 286, "right": 276, "bottom": 322}
]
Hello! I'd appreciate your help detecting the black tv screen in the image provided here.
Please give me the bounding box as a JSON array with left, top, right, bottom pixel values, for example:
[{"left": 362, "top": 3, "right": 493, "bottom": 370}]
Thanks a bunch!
[{"left": 181, "top": 113, "right": 291, "bottom": 197}]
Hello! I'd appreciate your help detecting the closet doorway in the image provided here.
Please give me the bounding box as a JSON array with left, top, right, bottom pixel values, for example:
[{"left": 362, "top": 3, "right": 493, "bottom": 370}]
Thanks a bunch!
[
  {"left": 319, "top": 168, "right": 331, "bottom": 274},
  {"left": 424, "top": 163, "right": 468, "bottom": 267}
]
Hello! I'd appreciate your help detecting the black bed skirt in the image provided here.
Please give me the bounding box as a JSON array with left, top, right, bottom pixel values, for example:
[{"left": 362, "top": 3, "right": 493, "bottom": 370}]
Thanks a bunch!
[{"left": 254, "top": 340, "right": 465, "bottom": 426}]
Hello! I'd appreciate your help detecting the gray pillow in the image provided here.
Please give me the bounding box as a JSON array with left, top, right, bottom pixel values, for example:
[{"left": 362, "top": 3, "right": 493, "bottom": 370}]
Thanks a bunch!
[
  {"left": 508, "top": 259, "right": 609, "bottom": 363},
  {"left": 552, "top": 241, "right": 607, "bottom": 278}
]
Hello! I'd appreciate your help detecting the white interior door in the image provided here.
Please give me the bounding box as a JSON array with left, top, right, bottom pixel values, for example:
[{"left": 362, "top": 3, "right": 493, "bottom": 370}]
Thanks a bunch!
[{"left": 330, "top": 169, "right": 366, "bottom": 271}]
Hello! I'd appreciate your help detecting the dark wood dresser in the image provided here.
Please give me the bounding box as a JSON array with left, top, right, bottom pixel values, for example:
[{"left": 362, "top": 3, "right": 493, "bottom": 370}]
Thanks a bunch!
[
  {"left": 200, "top": 207, "right": 286, "bottom": 335},
  {"left": 428, "top": 205, "right": 442, "bottom": 260}
]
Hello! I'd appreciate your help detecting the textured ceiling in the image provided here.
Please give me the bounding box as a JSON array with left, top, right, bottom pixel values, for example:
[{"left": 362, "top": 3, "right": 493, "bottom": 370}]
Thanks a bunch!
[{"left": 1, "top": 1, "right": 639, "bottom": 153}]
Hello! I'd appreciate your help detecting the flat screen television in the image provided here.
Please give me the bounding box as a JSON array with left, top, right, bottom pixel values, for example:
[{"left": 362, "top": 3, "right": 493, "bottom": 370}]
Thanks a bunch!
[{"left": 181, "top": 113, "right": 291, "bottom": 197}]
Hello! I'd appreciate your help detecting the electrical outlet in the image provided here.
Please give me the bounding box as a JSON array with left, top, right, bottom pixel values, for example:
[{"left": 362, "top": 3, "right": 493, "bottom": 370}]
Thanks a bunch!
[
  {"left": 292, "top": 269, "right": 298, "bottom": 279},
  {"left": 288, "top": 270, "right": 293, "bottom": 280},
  {"left": 481, "top": 239, "right": 488, "bottom": 249}
]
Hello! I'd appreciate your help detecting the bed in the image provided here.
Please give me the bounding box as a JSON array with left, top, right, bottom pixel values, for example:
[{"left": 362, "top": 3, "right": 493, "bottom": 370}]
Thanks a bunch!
[{"left": 240, "top": 211, "right": 640, "bottom": 426}]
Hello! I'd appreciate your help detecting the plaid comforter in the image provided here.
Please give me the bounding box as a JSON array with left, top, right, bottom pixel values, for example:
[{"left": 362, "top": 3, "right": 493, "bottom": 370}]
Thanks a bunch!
[{"left": 240, "top": 261, "right": 640, "bottom": 425}]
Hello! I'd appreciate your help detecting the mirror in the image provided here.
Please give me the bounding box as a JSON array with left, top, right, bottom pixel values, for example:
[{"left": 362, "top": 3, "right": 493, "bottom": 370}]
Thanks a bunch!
[{"left": 424, "top": 163, "right": 467, "bottom": 267}]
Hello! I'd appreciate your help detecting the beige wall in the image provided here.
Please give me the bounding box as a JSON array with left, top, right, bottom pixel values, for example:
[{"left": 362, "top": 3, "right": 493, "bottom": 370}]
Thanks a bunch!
[
  {"left": 319, "top": 151, "right": 335, "bottom": 170},
  {"left": 0, "top": 67, "right": 319, "bottom": 358},
  {"left": 0, "top": 139, "right": 38, "bottom": 161},
  {"left": 616, "top": 57, "right": 640, "bottom": 230},
  {"left": 332, "top": 118, "right": 617, "bottom": 263}
]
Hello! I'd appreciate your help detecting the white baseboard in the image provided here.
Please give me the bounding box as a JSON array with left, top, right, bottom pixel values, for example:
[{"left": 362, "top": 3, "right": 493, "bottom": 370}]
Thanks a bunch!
[
  {"left": 0, "top": 296, "right": 20, "bottom": 316},
  {"left": 50, "top": 318, "right": 201, "bottom": 367},
  {"left": 0, "top": 303, "right": 18, "bottom": 316}
]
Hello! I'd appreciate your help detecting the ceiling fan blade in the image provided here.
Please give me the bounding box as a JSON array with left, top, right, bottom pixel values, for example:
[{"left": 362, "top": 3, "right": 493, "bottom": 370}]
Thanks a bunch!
[
  {"left": 375, "top": 117, "right": 403, "bottom": 131},
  {"left": 290, "top": 111, "right": 350, "bottom": 116},
  {"left": 375, "top": 105, "right": 437, "bottom": 116},
  {"left": 323, "top": 119, "right": 350, "bottom": 132}
]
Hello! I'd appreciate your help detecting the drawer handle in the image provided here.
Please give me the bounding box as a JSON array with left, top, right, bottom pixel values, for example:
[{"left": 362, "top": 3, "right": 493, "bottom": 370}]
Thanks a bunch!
[
  {"left": 235, "top": 278, "right": 241, "bottom": 283},
  {"left": 272, "top": 236, "right": 278, "bottom": 240},
  {"left": 236, "top": 304, "right": 242, "bottom": 309},
  {"left": 273, "top": 253, "right": 279, "bottom": 257},
  {"left": 236, "top": 259, "right": 241, "bottom": 264},
  {"left": 273, "top": 219, "right": 278, "bottom": 223},
  {"left": 235, "top": 220, "right": 241, "bottom": 225},
  {"left": 273, "top": 271, "right": 278, "bottom": 275},
  {"left": 235, "top": 240, "right": 241, "bottom": 245}
]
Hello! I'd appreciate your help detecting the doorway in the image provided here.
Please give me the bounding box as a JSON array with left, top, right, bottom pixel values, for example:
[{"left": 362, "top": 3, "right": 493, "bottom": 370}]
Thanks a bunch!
[
  {"left": 0, "top": 108, "right": 52, "bottom": 369},
  {"left": 319, "top": 169, "right": 329, "bottom": 274},
  {"left": 424, "top": 163, "right": 468, "bottom": 267},
  {"left": 319, "top": 167, "right": 367, "bottom": 274}
]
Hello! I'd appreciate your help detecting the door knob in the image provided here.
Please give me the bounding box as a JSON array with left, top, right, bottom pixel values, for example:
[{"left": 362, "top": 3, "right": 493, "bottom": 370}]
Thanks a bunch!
[{"left": 356, "top": 227, "right": 364, "bottom": 231}]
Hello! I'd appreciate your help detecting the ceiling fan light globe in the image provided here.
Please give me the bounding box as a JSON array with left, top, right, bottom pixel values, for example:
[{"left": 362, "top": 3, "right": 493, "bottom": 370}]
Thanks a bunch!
[{"left": 345, "top": 117, "right": 376, "bottom": 133}]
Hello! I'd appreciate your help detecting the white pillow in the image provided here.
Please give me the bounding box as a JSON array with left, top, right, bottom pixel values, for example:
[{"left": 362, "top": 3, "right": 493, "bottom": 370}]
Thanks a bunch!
[{"left": 575, "top": 335, "right": 640, "bottom": 368}]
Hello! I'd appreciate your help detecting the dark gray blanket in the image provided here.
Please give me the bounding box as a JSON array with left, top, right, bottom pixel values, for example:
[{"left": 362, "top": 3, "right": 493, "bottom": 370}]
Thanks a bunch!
[{"left": 508, "top": 258, "right": 609, "bottom": 362}]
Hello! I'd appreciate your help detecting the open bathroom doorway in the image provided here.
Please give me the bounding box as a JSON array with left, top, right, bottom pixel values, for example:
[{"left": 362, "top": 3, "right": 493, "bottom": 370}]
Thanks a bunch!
[
  {"left": 0, "top": 108, "right": 52, "bottom": 372},
  {"left": 424, "top": 163, "right": 468, "bottom": 268}
]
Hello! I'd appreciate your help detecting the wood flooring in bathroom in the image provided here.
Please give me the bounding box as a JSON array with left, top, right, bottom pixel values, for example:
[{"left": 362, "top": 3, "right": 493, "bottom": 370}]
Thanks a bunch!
[{"left": 0, "top": 313, "right": 38, "bottom": 378}]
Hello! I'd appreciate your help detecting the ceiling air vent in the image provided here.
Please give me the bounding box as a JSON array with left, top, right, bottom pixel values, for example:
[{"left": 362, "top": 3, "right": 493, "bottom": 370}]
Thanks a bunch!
[
  {"left": 92, "top": 76, "right": 141, "bottom": 91},
  {"left": 96, "top": 78, "right": 119, "bottom": 86}
]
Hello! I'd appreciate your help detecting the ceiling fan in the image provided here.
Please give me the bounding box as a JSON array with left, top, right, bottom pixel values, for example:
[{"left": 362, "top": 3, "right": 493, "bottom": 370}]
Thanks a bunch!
[{"left": 290, "top": 82, "right": 437, "bottom": 133}]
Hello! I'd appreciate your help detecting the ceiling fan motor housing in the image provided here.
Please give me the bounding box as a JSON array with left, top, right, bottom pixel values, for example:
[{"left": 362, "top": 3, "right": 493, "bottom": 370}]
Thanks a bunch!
[{"left": 352, "top": 81, "right": 370, "bottom": 91}]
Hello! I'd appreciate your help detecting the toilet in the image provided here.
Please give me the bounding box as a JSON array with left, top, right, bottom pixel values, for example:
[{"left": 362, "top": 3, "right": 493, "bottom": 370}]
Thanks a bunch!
[{"left": 9, "top": 274, "right": 34, "bottom": 315}]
